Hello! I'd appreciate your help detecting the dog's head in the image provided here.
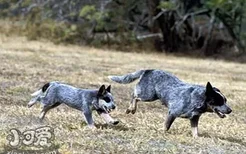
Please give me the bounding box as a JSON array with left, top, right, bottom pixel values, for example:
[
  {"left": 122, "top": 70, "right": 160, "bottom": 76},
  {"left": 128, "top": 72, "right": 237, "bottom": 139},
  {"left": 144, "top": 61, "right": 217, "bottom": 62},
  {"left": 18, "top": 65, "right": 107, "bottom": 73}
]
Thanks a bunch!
[
  {"left": 205, "top": 82, "right": 232, "bottom": 118},
  {"left": 97, "top": 85, "right": 116, "bottom": 113}
]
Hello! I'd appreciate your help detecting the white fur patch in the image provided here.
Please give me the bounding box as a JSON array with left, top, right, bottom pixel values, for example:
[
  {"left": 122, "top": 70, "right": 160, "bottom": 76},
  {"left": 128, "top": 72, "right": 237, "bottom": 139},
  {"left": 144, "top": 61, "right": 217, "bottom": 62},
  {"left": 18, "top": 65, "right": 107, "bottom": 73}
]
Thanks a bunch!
[
  {"left": 100, "top": 113, "right": 114, "bottom": 123},
  {"left": 98, "top": 99, "right": 114, "bottom": 109},
  {"left": 191, "top": 126, "right": 198, "bottom": 138}
]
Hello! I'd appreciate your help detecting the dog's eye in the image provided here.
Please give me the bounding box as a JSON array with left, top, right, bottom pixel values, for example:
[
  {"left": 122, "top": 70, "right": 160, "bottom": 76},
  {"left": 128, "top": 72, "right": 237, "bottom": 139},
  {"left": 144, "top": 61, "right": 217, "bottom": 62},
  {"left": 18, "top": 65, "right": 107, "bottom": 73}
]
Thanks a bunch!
[
  {"left": 103, "top": 97, "right": 111, "bottom": 103},
  {"left": 212, "top": 95, "right": 225, "bottom": 106}
]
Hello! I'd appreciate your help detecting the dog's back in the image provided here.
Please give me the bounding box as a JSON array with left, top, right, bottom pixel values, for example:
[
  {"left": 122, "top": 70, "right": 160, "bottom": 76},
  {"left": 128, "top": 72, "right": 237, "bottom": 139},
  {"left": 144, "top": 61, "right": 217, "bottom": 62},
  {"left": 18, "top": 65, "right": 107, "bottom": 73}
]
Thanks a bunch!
[
  {"left": 131, "top": 70, "right": 206, "bottom": 109},
  {"left": 138, "top": 70, "right": 183, "bottom": 91},
  {"left": 44, "top": 82, "right": 97, "bottom": 110},
  {"left": 110, "top": 70, "right": 184, "bottom": 101},
  {"left": 136, "top": 70, "right": 181, "bottom": 101},
  {"left": 110, "top": 69, "right": 207, "bottom": 112}
]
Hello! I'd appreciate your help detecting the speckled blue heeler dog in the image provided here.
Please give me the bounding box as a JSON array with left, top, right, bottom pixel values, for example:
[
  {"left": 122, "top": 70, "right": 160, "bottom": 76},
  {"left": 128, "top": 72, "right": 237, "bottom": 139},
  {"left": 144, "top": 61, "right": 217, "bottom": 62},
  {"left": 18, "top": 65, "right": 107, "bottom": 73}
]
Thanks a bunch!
[
  {"left": 28, "top": 81, "right": 119, "bottom": 128},
  {"left": 109, "top": 69, "right": 232, "bottom": 137}
]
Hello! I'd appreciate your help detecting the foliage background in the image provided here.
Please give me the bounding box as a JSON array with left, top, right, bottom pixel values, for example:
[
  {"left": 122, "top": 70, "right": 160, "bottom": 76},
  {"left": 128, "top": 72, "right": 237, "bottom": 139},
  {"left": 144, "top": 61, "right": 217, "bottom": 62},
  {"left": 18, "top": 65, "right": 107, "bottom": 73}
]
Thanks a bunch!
[{"left": 0, "top": 0, "right": 246, "bottom": 56}]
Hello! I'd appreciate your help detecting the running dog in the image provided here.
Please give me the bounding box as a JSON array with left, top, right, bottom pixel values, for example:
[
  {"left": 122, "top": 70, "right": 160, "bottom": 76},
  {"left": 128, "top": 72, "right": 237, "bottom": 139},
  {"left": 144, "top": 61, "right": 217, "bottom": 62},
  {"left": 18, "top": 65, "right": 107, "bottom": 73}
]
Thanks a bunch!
[
  {"left": 28, "top": 81, "right": 119, "bottom": 128},
  {"left": 109, "top": 69, "right": 232, "bottom": 137}
]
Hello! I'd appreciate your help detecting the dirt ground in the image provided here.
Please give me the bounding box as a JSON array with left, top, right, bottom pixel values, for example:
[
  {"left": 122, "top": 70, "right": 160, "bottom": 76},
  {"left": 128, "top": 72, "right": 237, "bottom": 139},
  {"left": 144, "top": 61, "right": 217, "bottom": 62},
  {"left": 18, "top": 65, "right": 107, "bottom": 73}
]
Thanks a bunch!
[{"left": 0, "top": 35, "right": 246, "bottom": 154}]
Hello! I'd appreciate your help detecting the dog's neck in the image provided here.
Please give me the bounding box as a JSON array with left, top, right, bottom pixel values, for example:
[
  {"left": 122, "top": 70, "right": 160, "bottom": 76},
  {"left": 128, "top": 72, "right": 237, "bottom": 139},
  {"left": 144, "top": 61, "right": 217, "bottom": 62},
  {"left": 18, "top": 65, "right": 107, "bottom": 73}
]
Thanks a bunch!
[
  {"left": 195, "top": 91, "right": 213, "bottom": 113},
  {"left": 204, "top": 96, "right": 214, "bottom": 112}
]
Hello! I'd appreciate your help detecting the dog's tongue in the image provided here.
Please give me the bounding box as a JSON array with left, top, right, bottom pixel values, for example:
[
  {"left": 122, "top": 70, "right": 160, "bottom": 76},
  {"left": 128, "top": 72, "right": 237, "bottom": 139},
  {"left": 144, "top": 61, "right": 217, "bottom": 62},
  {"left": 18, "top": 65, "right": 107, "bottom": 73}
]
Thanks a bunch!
[{"left": 216, "top": 110, "right": 226, "bottom": 118}]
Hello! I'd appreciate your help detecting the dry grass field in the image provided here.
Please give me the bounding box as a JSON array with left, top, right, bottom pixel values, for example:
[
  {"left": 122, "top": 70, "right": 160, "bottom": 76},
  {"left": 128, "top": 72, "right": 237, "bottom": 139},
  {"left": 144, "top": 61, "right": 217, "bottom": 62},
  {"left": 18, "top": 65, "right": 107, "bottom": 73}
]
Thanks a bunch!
[{"left": 0, "top": 35, "right": 246, "bottom": 154}]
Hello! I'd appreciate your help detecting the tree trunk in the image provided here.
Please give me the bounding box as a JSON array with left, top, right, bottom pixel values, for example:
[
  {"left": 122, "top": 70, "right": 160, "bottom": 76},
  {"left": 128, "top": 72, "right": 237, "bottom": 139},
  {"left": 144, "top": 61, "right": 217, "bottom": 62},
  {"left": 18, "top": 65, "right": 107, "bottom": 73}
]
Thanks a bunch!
[
  {"left": 202, "top": 14, "right": 215, "bottom": 55},
  {"left": 147, "top": 0, "right": 181, "bottom": 52}
]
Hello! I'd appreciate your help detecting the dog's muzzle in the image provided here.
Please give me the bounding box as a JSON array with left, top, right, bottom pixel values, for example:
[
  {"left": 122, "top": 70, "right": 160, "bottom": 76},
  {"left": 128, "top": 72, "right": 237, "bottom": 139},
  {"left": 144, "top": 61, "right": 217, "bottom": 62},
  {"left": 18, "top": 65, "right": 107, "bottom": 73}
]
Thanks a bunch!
[
  {"left": 214, "top": 108, "right": 226, "bottom": 118},
  {"left": 213, "top": 107, "right": 232, "bottom": 118},
  {"left": 102, "top": 106, "right": 111, "bottom": 113},
  {"left": 95, "top": 104, "right": 116, "bottom": 114}
]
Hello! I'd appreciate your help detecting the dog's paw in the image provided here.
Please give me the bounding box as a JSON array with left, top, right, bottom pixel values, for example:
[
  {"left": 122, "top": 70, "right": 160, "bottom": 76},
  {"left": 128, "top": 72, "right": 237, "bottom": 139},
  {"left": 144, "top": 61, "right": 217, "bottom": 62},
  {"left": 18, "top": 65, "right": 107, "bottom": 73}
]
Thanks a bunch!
[
  {"left": 111, "top": 120, "right": 119, "bottom": 125},
  {"left": 27, "top": 100, "right": 35, "bottom": 108},
  {"left": 131, "top": 109, "right": 136, "bottom": 114},
  {"left": 125, "top": 109, "right": 131, "bottom": 114},
  {"left": 88, "top": 125, "right": 97, "bottom": 130}
]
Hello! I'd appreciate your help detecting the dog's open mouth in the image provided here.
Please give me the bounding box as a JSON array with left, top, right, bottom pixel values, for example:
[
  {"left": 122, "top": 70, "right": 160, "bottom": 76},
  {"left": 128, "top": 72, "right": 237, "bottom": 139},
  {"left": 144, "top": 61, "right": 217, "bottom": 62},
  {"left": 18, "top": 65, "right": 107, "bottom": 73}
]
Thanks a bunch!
[
  {"left": 214, "top": 108, "right": 226, "bottom": 118},
  {"left": 102, "top": 106, "right": 112, "bottom": 113},
  {"left": 94, "top": 104, "right": 113, "bottom": 114}
]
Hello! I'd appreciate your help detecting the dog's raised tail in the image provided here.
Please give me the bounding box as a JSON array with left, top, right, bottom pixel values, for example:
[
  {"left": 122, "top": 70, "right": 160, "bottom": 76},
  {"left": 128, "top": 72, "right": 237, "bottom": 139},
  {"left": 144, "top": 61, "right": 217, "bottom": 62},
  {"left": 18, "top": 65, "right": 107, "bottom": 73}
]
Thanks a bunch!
[{"left": 108, "top": 70, "right": 145, "bottom": 84}]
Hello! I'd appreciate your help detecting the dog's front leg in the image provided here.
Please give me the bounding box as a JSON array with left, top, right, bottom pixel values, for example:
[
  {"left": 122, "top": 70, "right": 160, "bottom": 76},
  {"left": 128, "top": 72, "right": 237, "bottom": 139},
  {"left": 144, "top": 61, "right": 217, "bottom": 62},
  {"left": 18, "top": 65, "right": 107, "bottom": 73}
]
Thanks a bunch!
[
  {"left": 83, "top": 109, "right": 96, "bottom": 129},
  {"left": 190, "top": 115, "right": 200, "bottom": 138},
  {"left": 165, "top": 112, "right": 176, "bottom": 131},
  {"left": 126, "top": 94, "right": 134, "bottom": 114},
  {"left": 99, "top": 112, "right": 119, "bottom": 125}
]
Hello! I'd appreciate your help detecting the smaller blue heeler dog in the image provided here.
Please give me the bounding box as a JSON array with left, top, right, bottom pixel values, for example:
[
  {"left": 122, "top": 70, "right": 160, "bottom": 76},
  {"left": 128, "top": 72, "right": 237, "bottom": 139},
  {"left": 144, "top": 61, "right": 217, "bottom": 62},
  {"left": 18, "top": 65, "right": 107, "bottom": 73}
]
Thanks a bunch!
[
  {"left": 28, "top": 81, "right": 119, "bottom": 128},
  {"left": 109, "top": 69, "right": 232, "bottom": 137}
]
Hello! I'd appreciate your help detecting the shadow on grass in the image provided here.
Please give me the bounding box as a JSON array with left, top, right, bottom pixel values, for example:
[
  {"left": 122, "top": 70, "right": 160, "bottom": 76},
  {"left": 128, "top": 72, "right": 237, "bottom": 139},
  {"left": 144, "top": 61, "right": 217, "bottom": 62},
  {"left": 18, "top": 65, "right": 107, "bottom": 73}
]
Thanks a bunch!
[
  {"left": 200, "top": 132, "right": 246, "bottom": 146},
  {"left": 95, "top": 123, "right": 135, "bottom": 131}
]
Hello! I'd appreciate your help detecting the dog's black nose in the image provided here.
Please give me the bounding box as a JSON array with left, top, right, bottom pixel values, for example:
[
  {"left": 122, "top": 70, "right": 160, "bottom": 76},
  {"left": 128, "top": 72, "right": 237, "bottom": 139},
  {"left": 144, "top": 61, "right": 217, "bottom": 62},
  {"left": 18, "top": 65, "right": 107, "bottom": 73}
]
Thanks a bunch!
[
  {"left": 112, "top": 105, "right": 116, "bottom": 109},
  {"left": 227, "top": 108, "right": 232, "bottom": 114}
]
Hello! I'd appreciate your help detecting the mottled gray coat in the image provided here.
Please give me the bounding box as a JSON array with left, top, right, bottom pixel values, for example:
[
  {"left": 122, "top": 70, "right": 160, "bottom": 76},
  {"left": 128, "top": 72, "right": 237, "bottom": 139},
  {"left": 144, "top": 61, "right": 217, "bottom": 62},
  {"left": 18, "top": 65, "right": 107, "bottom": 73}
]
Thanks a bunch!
[
  {"left": 109, "top": 69, "right": 232, "bottom": 137},
  {"left": 28, "top": 81, "right": 118, "bottom": 127}
]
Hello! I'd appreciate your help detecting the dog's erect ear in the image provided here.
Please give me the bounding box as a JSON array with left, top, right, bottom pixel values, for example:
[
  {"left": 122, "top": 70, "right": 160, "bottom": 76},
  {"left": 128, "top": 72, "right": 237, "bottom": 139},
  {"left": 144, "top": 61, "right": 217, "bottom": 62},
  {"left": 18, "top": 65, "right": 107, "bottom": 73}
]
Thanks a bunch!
[
  {"left": 205, "top": 82, "right": 214, "bottom": 96},
  {"left": 106, "top": 85, "right": 111, "bottom": 93},
  {"left": 98, "top": 85, "right": 106, "bottom": 96}
]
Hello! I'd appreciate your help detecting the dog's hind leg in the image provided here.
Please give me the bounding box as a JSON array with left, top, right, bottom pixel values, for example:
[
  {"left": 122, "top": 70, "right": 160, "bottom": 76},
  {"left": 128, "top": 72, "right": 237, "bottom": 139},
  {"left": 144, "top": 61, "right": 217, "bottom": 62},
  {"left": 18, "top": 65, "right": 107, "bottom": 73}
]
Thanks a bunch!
[
  {"left": 165, "top": 112, "right": 176, "bottom": 131},
  {"left": 126, "top": 94, "right": 140, "bottom": 114},
  {"left": 131, "top": 97, "right": 140, "bottom": 114},
  {"left": 39, "top": 102, "right": 61, "bottom": 120},
  {"left": 190, "top": 115, "right": 200, "bottom": 138},
  {"left": 126, "top": 93, "right": 135, "bottom": 114}
]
